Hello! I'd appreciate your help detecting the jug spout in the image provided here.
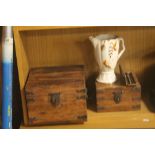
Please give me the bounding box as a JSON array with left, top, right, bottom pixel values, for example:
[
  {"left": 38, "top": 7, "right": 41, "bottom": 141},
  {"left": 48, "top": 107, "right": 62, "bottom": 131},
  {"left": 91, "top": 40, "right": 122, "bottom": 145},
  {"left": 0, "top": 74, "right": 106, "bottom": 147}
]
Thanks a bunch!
[{"left": 89, "top": 36, "right": 99, "bottom": 49}]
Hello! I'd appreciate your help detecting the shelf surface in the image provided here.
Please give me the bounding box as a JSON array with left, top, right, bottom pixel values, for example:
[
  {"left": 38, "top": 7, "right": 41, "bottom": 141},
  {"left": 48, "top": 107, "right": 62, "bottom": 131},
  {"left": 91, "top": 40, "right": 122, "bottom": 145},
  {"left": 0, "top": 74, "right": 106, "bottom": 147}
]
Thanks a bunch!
[{"left": 20, "top": 98, "right": 155, "bottom": 129}]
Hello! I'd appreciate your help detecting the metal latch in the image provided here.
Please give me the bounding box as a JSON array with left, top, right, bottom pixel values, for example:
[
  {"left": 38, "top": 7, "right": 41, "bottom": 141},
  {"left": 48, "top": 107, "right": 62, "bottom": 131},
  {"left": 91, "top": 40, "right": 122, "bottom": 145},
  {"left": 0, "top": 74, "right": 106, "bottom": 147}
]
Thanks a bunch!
[
  {"left": 113, "top": 91, "right": 122, "bottom": 104},
  {"left": 48, "top": 93, "right": 60, "bottom": 107}
]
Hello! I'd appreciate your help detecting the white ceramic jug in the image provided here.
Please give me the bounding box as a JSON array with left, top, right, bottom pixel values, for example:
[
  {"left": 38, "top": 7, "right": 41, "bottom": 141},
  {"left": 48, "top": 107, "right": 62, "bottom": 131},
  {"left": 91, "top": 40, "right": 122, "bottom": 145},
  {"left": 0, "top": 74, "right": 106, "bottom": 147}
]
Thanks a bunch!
[{"left": 89, "top": 34, "right": 125, "bottom": 84}]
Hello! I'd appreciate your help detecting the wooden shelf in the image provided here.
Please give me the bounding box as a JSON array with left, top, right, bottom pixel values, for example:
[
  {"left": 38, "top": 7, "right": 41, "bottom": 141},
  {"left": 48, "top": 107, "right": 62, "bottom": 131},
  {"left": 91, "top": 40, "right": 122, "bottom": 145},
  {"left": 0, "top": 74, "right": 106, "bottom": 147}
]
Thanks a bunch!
[
  {"left": 20, "top": 98, "right": 155, "bottom": 129},
  {"left": 14, "top": 26, "right": 93, "bottom": 32},
  {"left": 13, "top": 26, "right": 155, "bottom": 129}
]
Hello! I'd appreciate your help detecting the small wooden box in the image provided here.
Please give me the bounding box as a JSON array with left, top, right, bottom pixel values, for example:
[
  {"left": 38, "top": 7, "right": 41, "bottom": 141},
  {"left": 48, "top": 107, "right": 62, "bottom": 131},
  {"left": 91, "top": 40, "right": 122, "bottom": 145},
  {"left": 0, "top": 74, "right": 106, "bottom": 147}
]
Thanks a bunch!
[
  {"left": 25, "top": 65, "right": 87, "bottom": 126},
  {"left": 96, "top": 74, "right": 141, "bottom": 112}
]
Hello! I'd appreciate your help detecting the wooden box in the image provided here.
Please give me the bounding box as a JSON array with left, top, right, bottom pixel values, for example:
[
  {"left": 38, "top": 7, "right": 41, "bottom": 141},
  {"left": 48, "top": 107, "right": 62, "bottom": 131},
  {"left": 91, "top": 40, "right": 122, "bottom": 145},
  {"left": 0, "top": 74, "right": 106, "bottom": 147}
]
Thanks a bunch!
[
  {"left": 96, "top": 74, "right": 141, "bottom": 112},
  {"left": 25, "top": 65, "right": 87, "bottom": 125}
]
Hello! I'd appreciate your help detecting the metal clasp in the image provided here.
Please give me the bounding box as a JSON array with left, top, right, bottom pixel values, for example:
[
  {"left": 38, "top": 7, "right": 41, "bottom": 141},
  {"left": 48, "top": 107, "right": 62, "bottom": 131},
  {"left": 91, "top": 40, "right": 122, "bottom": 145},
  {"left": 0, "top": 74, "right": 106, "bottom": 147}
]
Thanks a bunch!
[
  {"left": 113, "top": 91, "right": 122, "bottom": 104},
  {"left": 48, "top": 93, "right": 60, "bottom": 107}
]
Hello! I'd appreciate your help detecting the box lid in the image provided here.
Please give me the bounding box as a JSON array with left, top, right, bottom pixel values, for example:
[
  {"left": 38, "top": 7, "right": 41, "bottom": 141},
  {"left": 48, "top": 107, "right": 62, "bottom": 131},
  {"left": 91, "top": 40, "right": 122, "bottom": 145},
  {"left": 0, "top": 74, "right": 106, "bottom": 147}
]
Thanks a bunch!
[{"left": 25, "top": 65, "right": 86, "bottom": 93}]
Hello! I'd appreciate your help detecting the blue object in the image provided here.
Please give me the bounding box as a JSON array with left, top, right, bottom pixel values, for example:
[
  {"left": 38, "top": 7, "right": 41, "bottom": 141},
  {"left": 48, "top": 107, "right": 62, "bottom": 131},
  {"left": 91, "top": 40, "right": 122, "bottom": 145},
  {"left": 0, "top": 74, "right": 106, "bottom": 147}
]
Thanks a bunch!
[
  {"left": 1, "top": 26, "right": 13, "bottom": 129},
  {"left": 2, "top": 62, "right": 13, "bottom": 129}
]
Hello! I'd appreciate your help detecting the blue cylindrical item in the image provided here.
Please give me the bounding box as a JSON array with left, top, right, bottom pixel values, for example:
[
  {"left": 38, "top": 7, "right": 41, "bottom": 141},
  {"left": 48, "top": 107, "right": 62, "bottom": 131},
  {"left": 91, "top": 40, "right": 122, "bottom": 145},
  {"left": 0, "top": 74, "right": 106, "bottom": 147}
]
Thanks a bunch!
[
  {"left": 2, "top": 62, "right": 13, "bottom": 128},
  {"left": 2, "top": 26, "right": 13, "bottom": 129}
]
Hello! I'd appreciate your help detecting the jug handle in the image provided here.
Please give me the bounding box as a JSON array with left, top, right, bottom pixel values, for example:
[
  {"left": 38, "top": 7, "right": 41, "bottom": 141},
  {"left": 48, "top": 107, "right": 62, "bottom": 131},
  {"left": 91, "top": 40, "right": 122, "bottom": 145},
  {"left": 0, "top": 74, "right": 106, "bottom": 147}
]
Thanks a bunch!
[{"left": 118, "top": 38, "right": 125, "bottom": 60}]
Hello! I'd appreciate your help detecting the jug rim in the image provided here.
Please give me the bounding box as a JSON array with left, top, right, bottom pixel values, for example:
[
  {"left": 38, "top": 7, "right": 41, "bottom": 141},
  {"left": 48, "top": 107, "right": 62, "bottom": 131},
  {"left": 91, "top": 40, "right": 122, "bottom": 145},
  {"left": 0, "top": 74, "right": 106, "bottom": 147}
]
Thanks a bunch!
[{"left": 96, "top": 34, "right": 118, "bottom": 40}]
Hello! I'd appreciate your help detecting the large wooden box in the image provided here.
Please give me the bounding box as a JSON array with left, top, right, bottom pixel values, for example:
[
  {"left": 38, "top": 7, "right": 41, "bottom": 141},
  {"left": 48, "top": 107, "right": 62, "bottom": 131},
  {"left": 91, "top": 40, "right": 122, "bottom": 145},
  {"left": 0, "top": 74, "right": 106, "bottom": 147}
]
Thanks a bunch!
[
  {"left": 96, "top": 74, "right": 141, "bottom": 112},
  {"left": 25, "top": 65, "right": 87, "bottom": 125}
]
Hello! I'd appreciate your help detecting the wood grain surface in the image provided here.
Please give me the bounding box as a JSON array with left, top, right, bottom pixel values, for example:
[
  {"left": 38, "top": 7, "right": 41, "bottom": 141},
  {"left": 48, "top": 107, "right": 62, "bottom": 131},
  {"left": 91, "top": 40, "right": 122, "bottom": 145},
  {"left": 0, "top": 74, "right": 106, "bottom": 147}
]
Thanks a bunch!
[
  {"left": 20, "top": 99, "right": 155, "bottom": 129},
  {"left": 25, "top": 65, "right": 87, "bottom": 125},
  {"left": 95, "top": 76, "right": 141, "bottom": 112}
]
